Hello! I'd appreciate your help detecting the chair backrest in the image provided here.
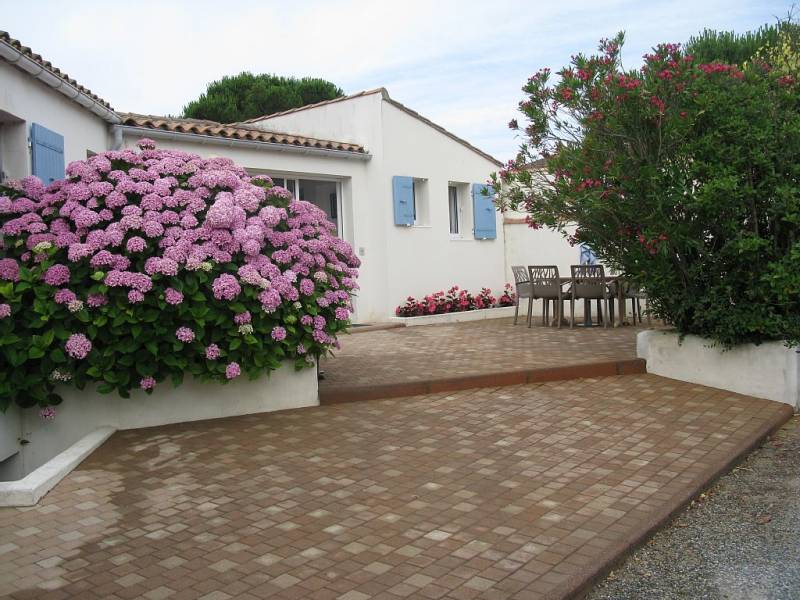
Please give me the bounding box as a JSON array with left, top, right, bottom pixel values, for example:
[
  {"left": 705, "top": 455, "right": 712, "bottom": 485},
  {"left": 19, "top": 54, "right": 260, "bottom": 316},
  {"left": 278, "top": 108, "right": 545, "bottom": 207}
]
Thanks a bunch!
[
  {"left": 511, "top": 265, "right": 530, "bottom": 284},
  {"left": 570, "top": 264, "right": 606, "bottom": 297},
  {"left": 528, "top": 265, "right": 561, "bottom": 297}
]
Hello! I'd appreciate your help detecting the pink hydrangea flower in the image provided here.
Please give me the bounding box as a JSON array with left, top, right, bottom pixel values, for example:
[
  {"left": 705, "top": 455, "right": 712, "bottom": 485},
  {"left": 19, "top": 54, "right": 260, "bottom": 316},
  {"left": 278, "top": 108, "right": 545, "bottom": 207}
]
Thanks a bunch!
[
  {"left": 87, "top": 293, "right": 107, "bottom": 307},
  {"left": 212, "top": 274, "right": 241, "bottom": 300},
  {"left": 39, "top": 406, "right": 56, "bottom": 420},
  {"left": 296, "top": 343, "right": 306, "bottom": 355},
  {"left": 0, "top": 258, "right": 20, "bottom": 282},
  {"left": 270, "top": 326, "right": 287, "bottom": 341},
  {"left": 0, "top": 303, "right": 10, "bottom": 319},
  {"left": 234, "top": 311, "right": 251, "bottom": 325},
  {"left": 225, "top": 361, "right": 241, "bottom": 379},
  {"left": 205, "top": 344, "right": 220, "bottom": 360},
  {"left": 139, "top": 376, "right": 156, "bottom": 390},
  {"left": 164, "top": 288, "right": 184, "bottom": 305},
  {"left": 175, "top": 327, "right": 195, "bottom": 343},
  {"left": 128, "top": 290, "right": 145, "bottom": 303},
  {"left": 65, "top": 333, "right": 92, "bottom": 359},
  {"left": 43, "top": 264, "right": 70, "bottom": 286},
  {"left": 54, "top": 289, "right": 77, "bottom": 304}
]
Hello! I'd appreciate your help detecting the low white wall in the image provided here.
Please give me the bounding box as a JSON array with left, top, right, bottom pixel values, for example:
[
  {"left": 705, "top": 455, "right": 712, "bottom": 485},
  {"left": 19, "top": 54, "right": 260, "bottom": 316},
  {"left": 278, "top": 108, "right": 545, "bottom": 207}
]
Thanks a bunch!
[
  {"left": 392, "top": 305, "right": 517, "bottom": 327},
  {"left": 0, "top": 404, "right": 20, "bottom": 464},
  {"left": 6, "top": 363, "right": 317, "bottom": 477},
  {"left": 638, "top": 330, "right": 799, "bottom": 409}
]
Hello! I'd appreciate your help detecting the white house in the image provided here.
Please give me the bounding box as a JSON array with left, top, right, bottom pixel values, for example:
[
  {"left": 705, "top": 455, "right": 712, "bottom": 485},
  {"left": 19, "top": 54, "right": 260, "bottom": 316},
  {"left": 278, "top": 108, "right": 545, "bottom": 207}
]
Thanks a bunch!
[{"left": 1, "top": 30, "right": 581, "bottom": 323}]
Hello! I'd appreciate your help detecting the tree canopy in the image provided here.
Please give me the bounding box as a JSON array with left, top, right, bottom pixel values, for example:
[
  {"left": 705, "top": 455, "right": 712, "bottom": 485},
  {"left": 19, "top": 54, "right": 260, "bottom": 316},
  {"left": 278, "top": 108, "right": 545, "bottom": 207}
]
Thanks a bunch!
[{"left": 182, "top": 72, "right": 345, "bottom": 123}]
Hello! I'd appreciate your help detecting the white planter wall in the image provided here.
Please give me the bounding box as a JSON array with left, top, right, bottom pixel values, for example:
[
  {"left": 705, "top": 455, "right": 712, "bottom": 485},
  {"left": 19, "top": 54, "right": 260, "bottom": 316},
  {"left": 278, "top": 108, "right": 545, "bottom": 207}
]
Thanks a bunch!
[
  {"left": 2, "top": 362, "right": 318, "bottom": 479},
  {"left": 392, "top": 305, "right": 517, "bottom": 327},
  {"left": 638, "top": 330, "right": 799, "bottom": 409}
]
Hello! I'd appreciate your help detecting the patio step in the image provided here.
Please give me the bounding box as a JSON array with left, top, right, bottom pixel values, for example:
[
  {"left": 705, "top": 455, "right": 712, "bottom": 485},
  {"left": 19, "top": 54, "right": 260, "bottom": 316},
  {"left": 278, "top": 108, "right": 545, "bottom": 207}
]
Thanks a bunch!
[{"left": 319, "top": 358, "right": 647, "bottom": 404}]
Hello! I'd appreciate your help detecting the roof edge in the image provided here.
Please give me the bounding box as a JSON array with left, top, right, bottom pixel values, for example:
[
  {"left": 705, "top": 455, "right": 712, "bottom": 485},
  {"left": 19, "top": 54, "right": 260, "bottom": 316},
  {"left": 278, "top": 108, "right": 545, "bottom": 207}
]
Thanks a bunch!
[
  {"left": 381, "top": 96, "right": 502, "bottom": 167},
  {"left": 0, "top": 31, "right": 119, "bottom": 124},
  {"left": 239, "top": 88, "right": 388, "bottom": 124}
]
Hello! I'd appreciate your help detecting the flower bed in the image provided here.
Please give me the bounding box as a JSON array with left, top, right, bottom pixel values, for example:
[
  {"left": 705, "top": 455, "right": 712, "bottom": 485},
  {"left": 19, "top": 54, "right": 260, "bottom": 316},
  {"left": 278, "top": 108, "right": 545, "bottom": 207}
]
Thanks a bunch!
[
  {"left": 395, "top": 284, "right": 515, "bottom": 317},
  {"left": 0, "top": 139, "right": 360, "bottom": 413}
]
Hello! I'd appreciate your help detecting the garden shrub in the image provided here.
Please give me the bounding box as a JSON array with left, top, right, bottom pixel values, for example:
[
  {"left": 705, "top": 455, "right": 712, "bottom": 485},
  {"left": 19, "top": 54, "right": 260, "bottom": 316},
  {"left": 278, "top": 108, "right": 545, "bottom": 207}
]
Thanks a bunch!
[
  {"left": 491, "top": 28, "right": 800, "bottom": 347},
  {"left": 395, "top": 284, "right": 515, "bottom": 317},
  {"left": 0, "top": 140, "right": 360, "bottom": 411}
]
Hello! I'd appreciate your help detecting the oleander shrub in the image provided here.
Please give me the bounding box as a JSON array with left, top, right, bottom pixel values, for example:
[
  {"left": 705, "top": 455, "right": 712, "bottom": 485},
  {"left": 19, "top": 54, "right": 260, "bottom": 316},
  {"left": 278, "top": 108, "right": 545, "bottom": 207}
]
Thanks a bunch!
[
  {"left": 491, "top": 27, "right": 800, "bottom": 347},
  {"left": 395, "top": 284, "right": 515, "bottom": 317},
  {"left": 0, "top": 139, "right": 360, "bottom": 411}
]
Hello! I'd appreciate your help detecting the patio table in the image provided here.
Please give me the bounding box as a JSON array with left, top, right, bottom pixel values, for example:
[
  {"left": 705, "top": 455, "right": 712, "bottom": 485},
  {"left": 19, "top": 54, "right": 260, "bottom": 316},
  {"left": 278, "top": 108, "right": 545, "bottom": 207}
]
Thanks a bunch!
[{"left": 556, "top": 276, "right": 627, "bottom": 327}]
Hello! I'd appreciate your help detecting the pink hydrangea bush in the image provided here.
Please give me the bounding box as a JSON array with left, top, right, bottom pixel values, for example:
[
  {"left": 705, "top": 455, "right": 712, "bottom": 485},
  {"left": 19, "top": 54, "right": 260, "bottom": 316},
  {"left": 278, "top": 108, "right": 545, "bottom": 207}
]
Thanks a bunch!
[
  {"left": 0, "top": 140, "right": 359, "bottom": 410},
  {"left": 395, "top": 285, "right": 513, "bottom": 317}
]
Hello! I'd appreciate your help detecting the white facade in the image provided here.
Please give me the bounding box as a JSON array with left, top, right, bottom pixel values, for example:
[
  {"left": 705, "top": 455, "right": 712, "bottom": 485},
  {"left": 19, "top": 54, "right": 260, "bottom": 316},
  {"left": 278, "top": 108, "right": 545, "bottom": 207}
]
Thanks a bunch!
[
  {"left": 503, "top": 209, "right": 580, "bottom": 282},
  {"left": 245, "top": 90, "right": 506, "bottom": 322},
  {"left": 0, "top": 60, "right": 111, "bottom": 181}
]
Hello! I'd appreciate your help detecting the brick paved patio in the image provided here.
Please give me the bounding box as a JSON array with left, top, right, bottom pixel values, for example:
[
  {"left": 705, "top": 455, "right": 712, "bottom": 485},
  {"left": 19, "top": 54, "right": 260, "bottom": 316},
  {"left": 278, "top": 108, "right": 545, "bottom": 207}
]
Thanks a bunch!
[
  {"left": 0, "top": 374, "right": 790, "bottom": 600},
  {"left": 320, "top": 318, "right": 645, "bottom": 403}
]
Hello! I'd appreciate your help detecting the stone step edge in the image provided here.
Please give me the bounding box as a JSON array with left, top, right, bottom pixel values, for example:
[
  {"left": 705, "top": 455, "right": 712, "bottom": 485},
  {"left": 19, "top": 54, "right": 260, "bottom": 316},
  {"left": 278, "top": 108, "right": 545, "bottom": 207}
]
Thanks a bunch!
[{"left": 319, "top": 358, "right": 647, "bottom": 405}]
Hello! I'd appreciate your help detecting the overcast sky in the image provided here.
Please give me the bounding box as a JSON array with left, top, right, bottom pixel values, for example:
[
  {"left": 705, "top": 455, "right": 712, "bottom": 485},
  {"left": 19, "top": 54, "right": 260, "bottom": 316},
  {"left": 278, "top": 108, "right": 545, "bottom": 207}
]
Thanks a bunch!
[{"left": 1, "top": 0, "right": 792, "bottom": 161}]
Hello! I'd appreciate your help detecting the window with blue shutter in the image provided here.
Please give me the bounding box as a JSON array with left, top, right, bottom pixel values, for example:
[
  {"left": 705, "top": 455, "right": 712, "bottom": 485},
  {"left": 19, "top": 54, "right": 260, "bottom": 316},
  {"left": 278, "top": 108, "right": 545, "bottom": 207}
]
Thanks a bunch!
[
  {"left": 472, "top": 183, "right": 497, "bottom": 239},
  {"left": 392, "top": 176, "right": 414, "bottom": 226},
  {"left": 30, "top": 123, "right": 65, "bottom": 184}
]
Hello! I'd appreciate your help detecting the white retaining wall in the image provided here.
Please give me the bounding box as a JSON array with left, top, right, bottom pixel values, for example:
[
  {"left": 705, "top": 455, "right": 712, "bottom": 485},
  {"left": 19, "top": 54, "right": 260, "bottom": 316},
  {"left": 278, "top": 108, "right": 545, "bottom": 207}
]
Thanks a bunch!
[
  {"left": 1, "top": 363, "right": 318, "bottom": 480},
  {"left": 637, "top": 330, "right": 799, "bottom": 409}
]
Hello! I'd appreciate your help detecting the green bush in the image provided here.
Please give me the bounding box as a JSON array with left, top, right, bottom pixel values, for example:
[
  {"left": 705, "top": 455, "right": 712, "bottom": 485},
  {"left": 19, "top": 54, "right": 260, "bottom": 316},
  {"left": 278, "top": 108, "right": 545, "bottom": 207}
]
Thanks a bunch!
[{"left": 491, "top": 31, "right": 800, "bottom": 347}]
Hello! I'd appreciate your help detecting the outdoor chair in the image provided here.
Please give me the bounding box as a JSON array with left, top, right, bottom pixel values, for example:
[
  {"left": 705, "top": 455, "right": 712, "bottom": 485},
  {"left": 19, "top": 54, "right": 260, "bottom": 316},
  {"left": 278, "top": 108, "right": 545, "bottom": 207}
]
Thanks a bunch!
[
  {"left": 607, "top": 278, "right": 642, "bottom": 326},
  {"left": 527, "top": 265, "right": 564, "bottom": 329},
  {"left": 569, "top": 265, "right": 609, "bottom": 328},
  {"left": 511, "top": 265, "right": 533, "bottom": 325}
]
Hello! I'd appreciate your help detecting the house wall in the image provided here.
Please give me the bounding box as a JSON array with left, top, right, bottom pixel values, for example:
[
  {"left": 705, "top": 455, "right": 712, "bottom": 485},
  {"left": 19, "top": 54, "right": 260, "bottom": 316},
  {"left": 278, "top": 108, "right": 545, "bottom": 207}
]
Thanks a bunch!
[
  {"left": 255, "top": 95, "right": 506, "bottom": 319},
  {"left": 0, "top": 60, "right": 109, "bottom": 180},
  {"left": 503, "top": 210, "right": 580, "bottom": 281},
  {"left": 379, "top": 102, "right": 505, "bottom": 313}
]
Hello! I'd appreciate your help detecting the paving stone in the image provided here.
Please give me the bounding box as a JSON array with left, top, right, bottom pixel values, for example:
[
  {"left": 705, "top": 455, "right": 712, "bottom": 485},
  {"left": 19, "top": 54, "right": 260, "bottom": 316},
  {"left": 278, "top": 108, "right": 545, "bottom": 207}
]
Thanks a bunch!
[{"left": 0, "top": 371, "right": 788, "bottom": 599}]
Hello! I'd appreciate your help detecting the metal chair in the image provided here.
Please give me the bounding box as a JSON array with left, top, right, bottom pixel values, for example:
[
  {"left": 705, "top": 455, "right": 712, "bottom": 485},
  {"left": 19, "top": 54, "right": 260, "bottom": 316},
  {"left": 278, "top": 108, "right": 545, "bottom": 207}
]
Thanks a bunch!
[
  {"left": 569, "top": 265, "right": 609, "bottom": 328},
  {"left": 511, "top": 265, "right": 533, "bottom": 325},
  {"left": 527, "top": 266, "right": 564, "bottom": 329}
]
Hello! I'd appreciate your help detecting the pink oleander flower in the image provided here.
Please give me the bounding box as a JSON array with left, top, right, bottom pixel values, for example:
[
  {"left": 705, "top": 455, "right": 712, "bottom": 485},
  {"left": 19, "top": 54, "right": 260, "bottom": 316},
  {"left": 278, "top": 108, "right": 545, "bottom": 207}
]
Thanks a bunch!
[
  {"left": 65, "top": 333, "right": 92, "bottom": 359},
  {"left": 0, "top": 303, "right": 10, "bottom": 318},
  {"left": 0, "top": 258, "right": 20, "bottom": 282},
  {"left": 225, "top": 361, "right": 241, "bottom": 379},
  {"left": 139, "top": 376, "right": 156, "bottom": 390},
  {"left": 270, "top": 326, "right": 287, "bottom": 341},
  {"left": 205, "top": 343, "right": 220, "bottom": 360},
  {"left": 212, "top": 273, "right": 241, "bottom": 301},
  {"left": 39, "top": 406, "right": 56, "bottom": 421},
  {"left": 175, "top": 326, "right": 195, "bottom": 343},
  {"left": 164, "top": 287, "right": 184, "bottom": 305},
  {"left": 234, "top": 311, "right": 251, "bottom": 325}
]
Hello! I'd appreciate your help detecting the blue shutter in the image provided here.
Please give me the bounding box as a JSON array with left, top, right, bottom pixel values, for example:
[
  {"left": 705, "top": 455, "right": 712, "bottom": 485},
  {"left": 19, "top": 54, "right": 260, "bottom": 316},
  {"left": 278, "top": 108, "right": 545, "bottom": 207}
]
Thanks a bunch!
[
  {"left": 392, "top": 176, "right": 414, "bottom": 226},
  {"left": 472, "top": 183, "right": 497, "bottom": 240},
  {"left": 30, "top": 123, "right": 65, "bottom": 184}
]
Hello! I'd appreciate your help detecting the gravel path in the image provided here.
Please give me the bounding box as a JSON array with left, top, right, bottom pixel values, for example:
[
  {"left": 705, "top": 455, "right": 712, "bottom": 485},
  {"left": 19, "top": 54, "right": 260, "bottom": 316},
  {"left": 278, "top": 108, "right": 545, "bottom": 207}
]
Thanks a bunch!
[{"left": 588, "top": 414, "right": 799, "bottom": 600}]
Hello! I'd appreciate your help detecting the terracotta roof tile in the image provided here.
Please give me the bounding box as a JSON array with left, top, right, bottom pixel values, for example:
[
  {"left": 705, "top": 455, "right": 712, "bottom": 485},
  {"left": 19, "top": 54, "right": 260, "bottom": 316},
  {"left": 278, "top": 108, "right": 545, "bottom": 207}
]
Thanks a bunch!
[
  {"left": 119, "top": 113, "right": 367, "bottom": 154},
  {"left": 0, "top": 30, "right": 114, "bottom": 111}
]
